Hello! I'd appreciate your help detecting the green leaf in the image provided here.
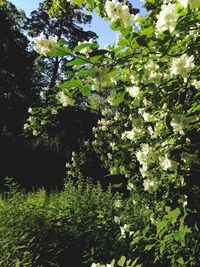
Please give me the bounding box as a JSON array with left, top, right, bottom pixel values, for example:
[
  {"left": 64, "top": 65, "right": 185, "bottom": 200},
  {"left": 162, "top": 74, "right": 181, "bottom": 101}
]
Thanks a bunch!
[
  {"left": 177, "top": 257, "right": 185, "bottom": 265},
  {"left": 156, "top": 220, "right": 168, "bottom": 235},
  {"left": 35, "top": 54, "right": 44, "bottom": 62},
  {"left": 141, "top": 26, "right": 154, "bottom": 38},
  {"left": 111, "top": 259, "right": 115, "bottom": 267},
  {"left": 144, "top": 243, "right": 155, "bottom": 251},
  {"left": 56, "top": 46, "right": 71, "bottom": 56},
  {"left": 86, "top": 0, "right": 94, "bottom": 8},
  {"left": 90, "top": 55, "right": 103, "bottom": 63},
  {"left": 15, "top": 259, "right": 20, "bottom": 267},
  {"left": 76, "top": 69, "right": 92, "bottom": 78},
  {"left": 142, "top": 225, "right": 150, "bottom": 236},
  {"left": 110, "top": 20, "right": 122, "bottom": 31},
  {"left": 67, "top": 57, "right": 87, "bottom": 66},
  {"left": 132, "top": 97, "right": 141, "bottom": 107},
  {"left": 118, "top": 256, "right": 126, "bottom": 267},
  {"left": 61, "top": 79, "right": 83, "bottom": 89},
  {"left": 130, "top": 257, "right": 139, "bottom": 267},
  {"left": 108, "top": 91, "right": 124, "bottom": 106},
  {"left": 81, "top": 85, "right": 91, "bottom": 96},
  {"left": 74, "top": 42, "right": 98, "bottom": 53}
]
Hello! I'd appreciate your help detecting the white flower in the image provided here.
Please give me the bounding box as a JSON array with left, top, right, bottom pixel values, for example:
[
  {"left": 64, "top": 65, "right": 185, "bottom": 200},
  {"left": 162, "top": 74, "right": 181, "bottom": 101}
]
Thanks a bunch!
[
  {"left": 140, "top": 163, "right": 148, "bottom": 178},
  {"left": 148, "top": 71, "right": 162, "bottom": 85},
  {"left": 178, "top": 195, "right": 188, "bottom": 207},
  {"left": 114, "top": 199, "right": 122, "bottom": 208},
  {"left": 78, "top": 39, "right": 93, "bottom": 57},
  {"left": 127, "top": 182, "right": 134, "bottom": 191},
  {"left": 28, "top": 107, "right": 33, "bottom": 113},
  {"left": 148, "top": 126, "right": 157, "bottom": 139},
  {"left": 105, "top": 0, "right": 133, "bottom": 27},
  {"left": 57, "top": 92, "right": 75, "bottom": 107},
  {"left": 33, "top": 129, "right": 39, "bottom": 136},
  {"left": 91, "top": 263, "right": 101, "bottom": 267},
  {"left": 130, "top": 70, "right": 139, "bottom": 85},
  {"left": 156, "top": 3, "right": 179, "bottom": 34},
  {"left": 158, "top": 155, "right": 172, "bottom": 171},
  {"left": 145, "top": 60, "right": 162, "bottom": 85},
  {"left": 28, "top": 116, "right": 34, "bottom": 122},
  {"left": 192, "top": 79, "right": 200, "bottom": 89},
  {"left": 23, "top": 123, "right": 29, "bottom": 130},
  {"left": 170, "top": 54, "right": 195, "bottom": 77},
  {"left": 145, "top": 60, "right": 159, "bottom": 72},
  {"left": 170, "top": 114, "right": 189, "bottom": 135},
  {"left": 51, "top": 109, "right": 58, "bottom": 115},
  {"left": 34, "top": 34, "right": 57, "bottom": 55},
  {"left": 136, "top": 144, "right": 151, "bottom": 164},
  {"left": 120, "top": 224, "right": 130, "bottom": 238},
  {"left": 122, "top": 128, "right": 142, "bottom": 141},
  {"left": 126, "top": 86, "right": 140, "bottom": 98},
  {"left": 123, "top": 224, "right": 130, "bottom": 232},
  {"left": 120, "top": 226, "right": 126, "bottom": 238},
  {"left": 39, "top": 91, "right": 46, "bottom": 99},
  {"left": 143, "top": 179, "right": 158, "bottom": 193},
  {"left": 114, "top": 216, "right": 120, "bottom": 224},
  {"left": 178, "top": 0, "right": 200, "bottom": 9}
]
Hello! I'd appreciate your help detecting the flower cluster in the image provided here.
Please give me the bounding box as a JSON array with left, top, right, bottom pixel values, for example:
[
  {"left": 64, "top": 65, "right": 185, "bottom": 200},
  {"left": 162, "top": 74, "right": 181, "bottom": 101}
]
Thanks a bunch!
[
  {"left": 178, "top": 0, "right": 200, "bottom": 9},
  {"left": 170, "top": 54, "right": 195, "bottom": 77},
  {"left": 156, "top": 3, "right": 179, "bottom": 34},
  {"left": 34, "top": 34, "right": 57, "bottom": 55},
  {"left": 105, "top": 0, "right": 134, "bottom": 27},
  {"left": 56, "top": 91, "right": 75, "bottom": 107},
  {"left": 78, "top": 39, "right": 93, "bottom": 57}
]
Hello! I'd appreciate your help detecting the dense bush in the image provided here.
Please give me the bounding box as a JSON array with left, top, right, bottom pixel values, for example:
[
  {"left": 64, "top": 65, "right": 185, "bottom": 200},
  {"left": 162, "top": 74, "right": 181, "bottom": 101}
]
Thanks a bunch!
[
  {"left": 18, "top": 0, "right": 200, "bottom": 266},
  {"left": 0, "top": 179, "right": 147, "bottom": 267}
]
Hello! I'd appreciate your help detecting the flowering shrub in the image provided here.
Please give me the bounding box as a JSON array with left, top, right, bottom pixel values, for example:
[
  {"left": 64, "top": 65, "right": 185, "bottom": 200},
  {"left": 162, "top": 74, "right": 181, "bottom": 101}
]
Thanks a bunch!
[{"left": 27, "top": 0, "right": 200, "bottom": 266}]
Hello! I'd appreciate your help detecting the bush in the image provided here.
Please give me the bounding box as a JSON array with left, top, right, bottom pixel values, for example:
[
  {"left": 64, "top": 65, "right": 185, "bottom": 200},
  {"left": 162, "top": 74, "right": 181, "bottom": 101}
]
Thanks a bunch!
[{"left": 0, "top": 179, "right": 147, "bottom": 267}]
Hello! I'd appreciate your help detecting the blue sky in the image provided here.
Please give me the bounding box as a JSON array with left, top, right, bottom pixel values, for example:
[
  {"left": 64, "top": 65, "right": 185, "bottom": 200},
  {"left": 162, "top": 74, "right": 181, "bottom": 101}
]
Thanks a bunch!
[{"left": 10, "top": 0, "right": 146, "bottom": 47}]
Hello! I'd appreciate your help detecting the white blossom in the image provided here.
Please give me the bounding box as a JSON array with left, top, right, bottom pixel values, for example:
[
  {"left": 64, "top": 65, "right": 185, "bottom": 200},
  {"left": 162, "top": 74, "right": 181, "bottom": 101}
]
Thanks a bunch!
[
  {"left": 120, "top": 224, "right": 130, "bottom": 238},
  {"left": 122, "top": 127, "right": 142, "bottom": 141},
  {"left": 126, "top": 86, "right": 140, "bottom": 98},
  {"left": 91, "top": 263, "right": 101, "bottom": 267},
  {"left": 39, "top": 91, "right": 46, "bottom": 100},
  {"left": 130, "top": 70, "right": 139, "bottom": 85},
  {"left": 23, "top": 123, "right": 29, "bottom": 130},
  {"left": 170, "top": 114, "right": 189, "bottom": 135},
  {"left": 57, "top": 92, "right": 75, "bottom": 107},
  {"left": 170, "top": 54, "right": 195, "bottom": 77},
  {"left": 33, "top": 129, "right": 39, "bottom": 136},
  {"left": 51, "top": 109, "right": 58, "bottom": 115},
  {"left": 178, "top": 0, "right": 200, "bottom": 9},
  {"left": 156, "top": 3, "right": 179, "bottom": 34},
  {"left": 34, "top": 34, "right": 57, "bottom": 55},
  {"left": 28, "top": 107, "right": 33, "bottom": 113},
  {"left": 143, "top": 179, "right": 158, "bottom": 193},
  {"left": 114, "top": 199, "right": 122, "bottom": 208},
  {"left": 127, "top": 182, "right": 134, "bottom": 191},
  {"left": 78, "top": 39, "right": 93, "bottom": 57},
  {"left": 105, "top": 0, "right": 134, "bottom": 27},
  {"left": 178, "top": 195, "right": 188, "bottom": 207},
  {"left": 192, "top": 79, "right": 200, "bottom": 89},
  {"left": 158, "top": 155, "right": 172, "bottom": 171}
]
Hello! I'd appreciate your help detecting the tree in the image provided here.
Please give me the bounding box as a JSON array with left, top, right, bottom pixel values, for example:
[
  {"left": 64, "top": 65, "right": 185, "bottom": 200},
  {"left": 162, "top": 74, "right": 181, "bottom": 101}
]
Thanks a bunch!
[
  {"left": 26, "top": 0, "right": 98, "bottom": 89},
  {"left": 0, "top": 0, "right": 40, "bottom": 135}
]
